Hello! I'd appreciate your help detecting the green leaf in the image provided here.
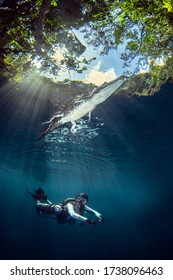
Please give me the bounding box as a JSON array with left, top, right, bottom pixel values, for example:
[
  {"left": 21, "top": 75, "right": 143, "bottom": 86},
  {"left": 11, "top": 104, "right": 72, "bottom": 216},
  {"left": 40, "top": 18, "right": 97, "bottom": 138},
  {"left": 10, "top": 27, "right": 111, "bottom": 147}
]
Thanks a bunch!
[
  {"left": 51, "top": 0, "right": 58, "bottom": 7},
  {"left": 162, "top": 0, "right": 173, "bottom": 12}
]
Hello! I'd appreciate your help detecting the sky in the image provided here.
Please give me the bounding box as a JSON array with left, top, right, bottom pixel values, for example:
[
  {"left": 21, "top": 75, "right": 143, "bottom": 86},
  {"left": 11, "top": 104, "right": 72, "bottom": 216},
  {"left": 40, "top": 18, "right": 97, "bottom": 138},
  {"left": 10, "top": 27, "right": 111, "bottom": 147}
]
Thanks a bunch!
[
  {"left": 33, "top": 28, "right": 144, "bottom": 86},
  {"left": 50, "top": 29, "right": 138, "bottom": 86}
]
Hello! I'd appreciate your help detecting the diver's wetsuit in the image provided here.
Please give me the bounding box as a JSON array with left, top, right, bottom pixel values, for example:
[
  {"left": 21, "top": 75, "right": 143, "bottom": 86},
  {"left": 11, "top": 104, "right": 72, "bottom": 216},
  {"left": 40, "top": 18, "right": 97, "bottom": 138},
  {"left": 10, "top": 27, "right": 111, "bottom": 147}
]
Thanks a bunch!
[{"left": 36, "top": 200, "right": 101, "bottom": 224}]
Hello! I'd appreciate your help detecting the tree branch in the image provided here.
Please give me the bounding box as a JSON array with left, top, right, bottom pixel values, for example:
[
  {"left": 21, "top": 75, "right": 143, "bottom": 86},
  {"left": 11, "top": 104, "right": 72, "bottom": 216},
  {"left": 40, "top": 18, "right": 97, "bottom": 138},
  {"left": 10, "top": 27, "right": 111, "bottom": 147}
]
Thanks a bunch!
[{"left": 34, "top": 0, "right": 51, "bottom": 55}]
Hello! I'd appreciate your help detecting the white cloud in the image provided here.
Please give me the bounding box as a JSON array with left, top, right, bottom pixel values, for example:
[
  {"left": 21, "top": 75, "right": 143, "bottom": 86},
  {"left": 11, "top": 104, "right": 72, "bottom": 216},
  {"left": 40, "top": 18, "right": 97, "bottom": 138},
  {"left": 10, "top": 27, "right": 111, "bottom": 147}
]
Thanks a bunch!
[
  {"left": 84, "top": 66, "right": 117, "bottom": 86},
  {"left": 52, "top": 48, "right": 64, "bottom": 61}
]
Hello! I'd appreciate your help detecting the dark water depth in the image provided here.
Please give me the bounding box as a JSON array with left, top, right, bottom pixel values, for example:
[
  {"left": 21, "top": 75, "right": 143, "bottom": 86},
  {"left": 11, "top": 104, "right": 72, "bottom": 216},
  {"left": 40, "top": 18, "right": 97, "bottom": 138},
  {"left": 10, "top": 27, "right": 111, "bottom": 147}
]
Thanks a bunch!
[{"left": 0, "top": 80, "right": 173, "bottom": 260}]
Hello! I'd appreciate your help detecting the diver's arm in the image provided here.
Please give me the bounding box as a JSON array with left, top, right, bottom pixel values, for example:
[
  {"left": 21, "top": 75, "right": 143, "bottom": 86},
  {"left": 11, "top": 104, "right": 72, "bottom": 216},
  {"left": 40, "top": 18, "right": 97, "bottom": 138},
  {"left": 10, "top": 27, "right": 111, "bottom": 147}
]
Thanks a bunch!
[
  {"left": 67, "top": 203, "right": 88, "bottom": 222},
  {"left": 84, "top": 205, "right": 103, "bottom": 221}
]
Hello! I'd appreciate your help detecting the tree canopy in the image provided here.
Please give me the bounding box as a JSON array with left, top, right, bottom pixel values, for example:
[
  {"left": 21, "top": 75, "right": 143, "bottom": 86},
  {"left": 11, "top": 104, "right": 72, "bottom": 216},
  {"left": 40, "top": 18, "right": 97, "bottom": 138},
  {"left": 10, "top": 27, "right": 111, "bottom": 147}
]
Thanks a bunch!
[{"left": 0, "top": 0, "right": 173, "bottom": 88}]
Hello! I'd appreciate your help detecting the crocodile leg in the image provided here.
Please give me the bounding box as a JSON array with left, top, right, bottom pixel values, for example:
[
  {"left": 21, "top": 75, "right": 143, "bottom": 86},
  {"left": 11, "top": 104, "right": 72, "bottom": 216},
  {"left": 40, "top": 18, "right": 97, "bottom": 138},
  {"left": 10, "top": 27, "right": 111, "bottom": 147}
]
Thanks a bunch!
[
  {"left": 88, "top": 111, "right": 92, "bottom": 122},
  {"left": 42, "top": 113, "right": 64, "bottom": 125},
  {"left": 70, "top": 121, "right": 77, "bottom": 134}
]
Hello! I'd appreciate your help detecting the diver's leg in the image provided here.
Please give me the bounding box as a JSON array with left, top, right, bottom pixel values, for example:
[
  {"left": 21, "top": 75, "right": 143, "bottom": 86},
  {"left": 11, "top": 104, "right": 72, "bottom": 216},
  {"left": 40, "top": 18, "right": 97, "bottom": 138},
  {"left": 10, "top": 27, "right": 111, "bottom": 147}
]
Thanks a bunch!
[
  {"left": 53, "top": 205, "right": 68, "bottom": 220},
  {"left": 53, "top": 205, "right": 62, "bottom": 214},
  {"left": 36, "top": 201, "right": 63, "bottom": 216},
  {"left": 36, "top": 201, "right": 53, "bottom": 214}
]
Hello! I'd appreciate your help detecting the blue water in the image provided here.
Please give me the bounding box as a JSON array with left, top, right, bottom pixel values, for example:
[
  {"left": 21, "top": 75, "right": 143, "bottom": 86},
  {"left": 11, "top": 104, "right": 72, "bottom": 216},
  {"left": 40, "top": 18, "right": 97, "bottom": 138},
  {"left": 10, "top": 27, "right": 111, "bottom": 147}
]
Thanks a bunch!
[{"left": 0, "top": 78, "right": 173, "bottom": 260}]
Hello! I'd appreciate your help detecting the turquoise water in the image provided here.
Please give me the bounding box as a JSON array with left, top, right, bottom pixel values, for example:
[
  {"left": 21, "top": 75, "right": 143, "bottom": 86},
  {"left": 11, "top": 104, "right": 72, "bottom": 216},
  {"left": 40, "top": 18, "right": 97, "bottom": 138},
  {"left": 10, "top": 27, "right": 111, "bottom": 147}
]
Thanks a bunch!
[{"left": 0, "top": 79, "right": 173, "bottom": 259}]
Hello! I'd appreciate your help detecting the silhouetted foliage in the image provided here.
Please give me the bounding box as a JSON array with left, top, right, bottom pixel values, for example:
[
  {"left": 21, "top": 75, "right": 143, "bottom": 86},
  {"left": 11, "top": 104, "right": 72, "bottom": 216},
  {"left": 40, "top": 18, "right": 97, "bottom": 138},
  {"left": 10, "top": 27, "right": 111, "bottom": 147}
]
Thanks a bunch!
[{"left": 0, "top": 0, "right": 173, "bottom": 85}]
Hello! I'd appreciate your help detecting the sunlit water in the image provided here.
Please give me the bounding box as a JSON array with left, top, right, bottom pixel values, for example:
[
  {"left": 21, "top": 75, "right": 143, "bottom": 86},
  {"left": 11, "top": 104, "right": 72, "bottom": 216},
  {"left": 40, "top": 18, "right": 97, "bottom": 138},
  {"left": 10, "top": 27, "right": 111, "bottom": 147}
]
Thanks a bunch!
[{"left": 0, "top": 81, "right": 173, "bottom": 260}]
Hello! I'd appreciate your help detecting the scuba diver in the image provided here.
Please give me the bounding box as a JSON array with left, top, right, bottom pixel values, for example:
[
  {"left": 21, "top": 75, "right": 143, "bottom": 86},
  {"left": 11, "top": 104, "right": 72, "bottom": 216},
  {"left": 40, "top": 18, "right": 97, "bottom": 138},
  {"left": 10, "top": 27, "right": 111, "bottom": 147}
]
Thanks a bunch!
[{"left": 27, "top": 188, "right": 103, "bottom": 225}]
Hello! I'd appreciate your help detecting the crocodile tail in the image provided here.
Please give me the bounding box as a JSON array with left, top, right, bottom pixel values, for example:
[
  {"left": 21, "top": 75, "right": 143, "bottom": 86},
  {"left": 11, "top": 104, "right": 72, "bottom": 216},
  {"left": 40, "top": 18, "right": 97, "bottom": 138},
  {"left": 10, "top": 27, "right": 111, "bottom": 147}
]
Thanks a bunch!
[{"left": 36, "top": 117, "right": 61, "bottom": 141}]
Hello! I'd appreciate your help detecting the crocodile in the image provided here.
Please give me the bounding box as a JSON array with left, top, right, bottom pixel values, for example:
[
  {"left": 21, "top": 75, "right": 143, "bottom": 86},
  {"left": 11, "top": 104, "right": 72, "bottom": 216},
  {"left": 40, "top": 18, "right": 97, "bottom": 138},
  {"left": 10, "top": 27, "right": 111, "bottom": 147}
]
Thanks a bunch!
[{"left": 37, "top": 75, "right": 126, "bottom": 140}]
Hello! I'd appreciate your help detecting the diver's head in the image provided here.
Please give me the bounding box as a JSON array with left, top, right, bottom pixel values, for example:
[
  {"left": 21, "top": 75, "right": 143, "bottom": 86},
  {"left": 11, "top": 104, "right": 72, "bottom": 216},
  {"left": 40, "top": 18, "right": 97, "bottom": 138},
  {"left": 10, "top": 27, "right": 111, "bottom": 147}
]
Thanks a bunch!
[{"left": 75, "top": 193, "right": 88, "bottom": 205}]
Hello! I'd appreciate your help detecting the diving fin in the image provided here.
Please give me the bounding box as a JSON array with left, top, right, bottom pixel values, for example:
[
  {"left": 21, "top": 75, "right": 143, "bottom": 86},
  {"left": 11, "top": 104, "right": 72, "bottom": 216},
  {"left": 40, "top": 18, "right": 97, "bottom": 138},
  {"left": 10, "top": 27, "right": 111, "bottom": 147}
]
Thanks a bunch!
[{"left": 26, "top": 187, "right": 48, "bottom": 201}]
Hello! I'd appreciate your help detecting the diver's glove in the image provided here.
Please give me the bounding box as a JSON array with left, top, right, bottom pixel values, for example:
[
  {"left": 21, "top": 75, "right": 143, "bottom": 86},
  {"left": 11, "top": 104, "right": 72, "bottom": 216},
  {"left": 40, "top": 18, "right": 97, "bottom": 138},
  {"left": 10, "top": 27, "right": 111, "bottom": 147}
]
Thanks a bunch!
[
  {"left": 86, "top": 219, "right": 96, "bottom": 225},
  {"left": 98, "top": 216, "right": 104, "bottom": 222},
  {"left": 96, "top": 213, "right": 104, "bottom": 222}
]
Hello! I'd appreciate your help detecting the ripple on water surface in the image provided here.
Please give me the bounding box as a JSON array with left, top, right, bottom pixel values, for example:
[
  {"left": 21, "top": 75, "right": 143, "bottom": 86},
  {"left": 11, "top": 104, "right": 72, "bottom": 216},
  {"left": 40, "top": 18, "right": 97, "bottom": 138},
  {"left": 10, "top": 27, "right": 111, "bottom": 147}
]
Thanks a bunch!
[
  {"left": 43, "top": 118, "right": 116, "bottom": 177},
  {"left": 0, "top": 118, "right": 117, "bottom": 177}
]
